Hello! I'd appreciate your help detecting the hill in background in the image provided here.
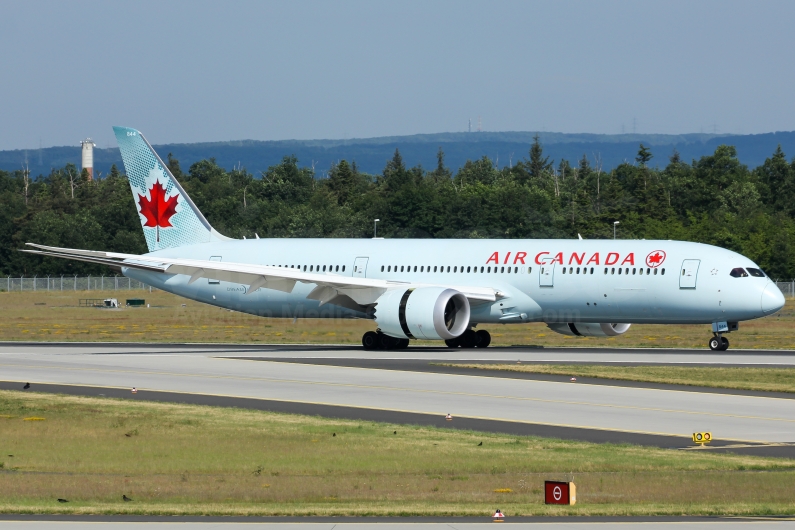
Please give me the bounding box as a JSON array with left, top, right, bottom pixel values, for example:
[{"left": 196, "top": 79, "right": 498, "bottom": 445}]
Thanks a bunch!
[{"left": 3, "top": 130, "right": 795, "bottom": 177}]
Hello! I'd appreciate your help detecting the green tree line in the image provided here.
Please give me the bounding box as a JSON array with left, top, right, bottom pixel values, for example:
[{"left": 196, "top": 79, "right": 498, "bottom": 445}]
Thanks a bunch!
[{"left": 2, "top": 137, "right": 795, "bottom": 279}]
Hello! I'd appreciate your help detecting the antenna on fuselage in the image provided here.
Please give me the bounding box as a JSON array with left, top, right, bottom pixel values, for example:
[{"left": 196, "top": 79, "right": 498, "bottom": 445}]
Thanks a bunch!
[{"left": 578, "top": 233, "right": 583, "bottom": 240}]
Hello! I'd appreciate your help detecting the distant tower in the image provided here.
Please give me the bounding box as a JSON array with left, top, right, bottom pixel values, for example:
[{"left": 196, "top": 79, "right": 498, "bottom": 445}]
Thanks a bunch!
[
  {"left": 477, "top": 116, "right": 482, "bottom": 132},
  {"left": 80, "top": 138, "right": 96, "bottom": 180},
  {"left": 468, "top": 119, "right": 472, "bottom": 133}
]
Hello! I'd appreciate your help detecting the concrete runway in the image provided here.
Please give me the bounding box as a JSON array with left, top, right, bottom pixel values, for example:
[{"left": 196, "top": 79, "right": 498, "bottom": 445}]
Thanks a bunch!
[
  {"left": 2, "top": 343, "right": 795, "bottom": 452},
  {"left": 5, "top": 342, "right": 795, "bottom": 365}
]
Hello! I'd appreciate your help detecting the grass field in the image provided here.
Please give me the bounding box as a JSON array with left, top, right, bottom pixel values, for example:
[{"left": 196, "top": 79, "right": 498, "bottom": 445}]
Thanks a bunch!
[
  {"left": 2, "top": 390, "right": 795, "bottom": 516},
  {"left": 0, "top": 290, "right": 793, "bottom": 349},
  {"left": 439, "top": 364, "right": 795, "bottom": 394}
]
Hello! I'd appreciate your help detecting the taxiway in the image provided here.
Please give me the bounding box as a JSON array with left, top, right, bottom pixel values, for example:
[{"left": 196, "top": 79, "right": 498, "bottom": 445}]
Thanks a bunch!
[{"left": 1, "top": 343, "right": 794, "bottom": 457}]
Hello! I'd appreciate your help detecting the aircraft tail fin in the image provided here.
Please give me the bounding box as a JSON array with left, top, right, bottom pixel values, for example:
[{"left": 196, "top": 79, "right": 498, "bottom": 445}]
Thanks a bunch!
[{"left": 113, "top": 126, "right": 230, "bottom": 252}]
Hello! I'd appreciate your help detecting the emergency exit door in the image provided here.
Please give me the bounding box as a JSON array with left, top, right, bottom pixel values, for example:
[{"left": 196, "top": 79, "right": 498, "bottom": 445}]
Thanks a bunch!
[
  {"left": 539, "top": 262, "right": 555, "bottom": 287},
  {"left": 679, "top": 259, "right": 700, "bottom": 289},
  {"left": 208, "top": 256, "right": 221, "bottom": 284},
  {"left": 353, "top": 257, "right": 369, "bottom": 278}
]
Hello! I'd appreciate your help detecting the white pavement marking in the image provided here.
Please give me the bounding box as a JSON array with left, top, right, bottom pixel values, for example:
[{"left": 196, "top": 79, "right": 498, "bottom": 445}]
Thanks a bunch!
[
  {"left": 1, "top": 346, "right": 795, "bottom": 443},
  {"left": 3, "top": 344, "right": 795, "bottom": 365}
]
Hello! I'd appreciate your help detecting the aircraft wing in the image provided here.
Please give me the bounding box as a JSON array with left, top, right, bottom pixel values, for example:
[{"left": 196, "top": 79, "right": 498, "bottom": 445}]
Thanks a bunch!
[{"left": 22, "top": 243, "right": 498, "bottom": 308}]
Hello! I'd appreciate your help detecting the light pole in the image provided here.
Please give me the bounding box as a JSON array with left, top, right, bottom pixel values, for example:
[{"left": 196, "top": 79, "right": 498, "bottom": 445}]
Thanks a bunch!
[
  {"left": 613, "top": 221, "right": 620, "bottom": 240},
  {"left": 374, "top": 219, "right": 380, "bottom": 239}
]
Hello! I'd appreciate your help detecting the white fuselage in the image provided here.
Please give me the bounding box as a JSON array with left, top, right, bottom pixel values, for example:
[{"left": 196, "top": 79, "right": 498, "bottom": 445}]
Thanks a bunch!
[{"left": 123, "top": 238, "right": 783, "bottom": 326}]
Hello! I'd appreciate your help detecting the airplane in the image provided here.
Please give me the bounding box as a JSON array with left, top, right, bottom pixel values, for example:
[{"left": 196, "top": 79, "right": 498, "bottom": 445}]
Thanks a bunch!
[{"left": 23, "top": 127, "right": 786, "bottom": 352}]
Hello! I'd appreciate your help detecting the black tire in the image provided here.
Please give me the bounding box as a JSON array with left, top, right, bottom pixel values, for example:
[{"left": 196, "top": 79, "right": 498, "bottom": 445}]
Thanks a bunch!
[
  {"left": 459, "top": 329, "right": 477, "bottom": 348},
  {"left": 720, "top": 337, "right": 729, "bottom": 351},
  {"left": 475, "top": 329, "right": 491, "bottom": 348},
  {"left": 378, "top": 333, "right": 396, "bottom": 350},
  {"left": 362, "top": 331, "right": 378, "bottom": 350},
  {"left": 397, "top": 338, "right": 410, "bottom": 349},
  {"left": 445, "top": 338, "right": 461, "bottom": 348},
  {"left": 709, "top": 336, "right": 721, "bottom": 351}
]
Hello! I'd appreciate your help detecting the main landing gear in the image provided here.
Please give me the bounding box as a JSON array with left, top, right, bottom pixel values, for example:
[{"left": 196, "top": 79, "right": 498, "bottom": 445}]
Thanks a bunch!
[
  {"left": 445, "top": 329, "right": 491, "bottom": 349},
  {"left": 709, "top": 334, "right": 729, "bottom": 351},
  {"left": 362, "top": 330, "right": 409, "bottom": 351},
  {"left": 360, "top": 329, "right": 492, "bottom": 350}
]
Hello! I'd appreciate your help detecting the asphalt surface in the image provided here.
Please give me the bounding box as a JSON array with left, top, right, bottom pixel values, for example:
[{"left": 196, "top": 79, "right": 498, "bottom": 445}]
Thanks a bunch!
[
  {"left": 244, "top": 356, "right": 795, "bottom": 399},
  {"left": 1, "top": 343, "right": 795, "bottom": 457}
]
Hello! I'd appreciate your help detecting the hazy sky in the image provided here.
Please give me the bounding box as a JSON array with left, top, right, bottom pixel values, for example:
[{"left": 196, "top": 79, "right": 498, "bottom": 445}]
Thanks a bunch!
[{"left": 2, "top": 0, "right": 794, "bottom": 150}]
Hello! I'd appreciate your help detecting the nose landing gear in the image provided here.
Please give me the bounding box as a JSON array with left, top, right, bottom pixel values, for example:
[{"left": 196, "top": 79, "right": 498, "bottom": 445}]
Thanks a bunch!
[
  {"left": 709, "top": 334, "right": 729, "bottom": 351},
  {"left": 709, "top": 322, "right": 737, "bottom": 351}
]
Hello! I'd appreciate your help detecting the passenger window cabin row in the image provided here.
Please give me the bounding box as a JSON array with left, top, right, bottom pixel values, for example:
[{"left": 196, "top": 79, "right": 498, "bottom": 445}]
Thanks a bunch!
[
  {"left": 379, "top": 264, "right": 667, "bottom": 276},
  {"left": 271, "top": 264, "right": 345, "bottom": 273},
  {"left": 380, "top": 265, "right": 526, "bottom": 274},
  {"left": 599, "top": 267, "right": 665, "bottom": 276},
  {"left": 266, "top": 263, "right": 674, "bottom": 277},
  {"left": 554, "top": 266, "right": 667, "bottom": 276}
]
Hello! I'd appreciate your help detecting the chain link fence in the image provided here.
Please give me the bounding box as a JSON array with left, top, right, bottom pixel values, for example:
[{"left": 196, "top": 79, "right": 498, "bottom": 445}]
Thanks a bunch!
[
  {"left": 3, "top": 276, "right": 151, "bottom": 292},
  {"left": 2, "top": 275, "right": 794, "bottom": 298},
  {"left": 776, "top": 281, "right": 795, "bottom": 299}
]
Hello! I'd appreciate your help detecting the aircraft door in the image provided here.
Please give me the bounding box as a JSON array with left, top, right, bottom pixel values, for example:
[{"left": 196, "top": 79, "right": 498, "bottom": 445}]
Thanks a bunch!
[
  {"left": 539, "top": 261, "right": 555, "bottom": 287},
  {"left": 353, "top": 257, "right": 369, "bottom": 278},
  {"left": 208, "top": 256, "right": 221, "bottom": 284},
  {"left": 679, "top": 259, "right": 700, "bottom": 289}
]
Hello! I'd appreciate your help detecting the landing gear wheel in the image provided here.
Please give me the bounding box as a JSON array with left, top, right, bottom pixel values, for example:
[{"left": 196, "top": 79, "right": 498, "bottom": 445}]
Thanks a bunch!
[
  {"left": 445, "top": 337, "right": 461, "bottom": 348},
  {"left": 720, "top": 337, "right": 729, "bottom": 351},
  {"left": 396, "top": 338, "right": 410, "bottom": 349},
  {"left": 377, "top": 332, "right": 397, "bottom": 350},
  {"left": 709, "top": 336, "right": 721, "bottom": 351},
  {"left": 362, "top": 331, "right": 379, "bottom": 350},
  {"left": 459, "top": 329, "right": 477, "bottom": 348},
  {"left": 474, "top": 329, "right": 491, "bottom": 348}
]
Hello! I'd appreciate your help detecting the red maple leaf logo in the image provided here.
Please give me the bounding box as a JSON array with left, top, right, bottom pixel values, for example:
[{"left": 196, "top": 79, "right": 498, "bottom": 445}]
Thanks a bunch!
[
  {"left": 138, "top": 180, "right": 178, "bottom": 241},
  {"left": 645, "top": 250, "right": 666, "bottom": 268}
]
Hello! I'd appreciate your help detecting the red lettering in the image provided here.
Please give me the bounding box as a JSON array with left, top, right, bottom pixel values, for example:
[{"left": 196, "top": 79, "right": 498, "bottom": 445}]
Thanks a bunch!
[
  {"left": 513, "top": 251, "right": 527, "bottom": 265},
  {"left": 605, "top": 252, "right": 619, "bottom": 265},
  {"left": 620, "top": 253, "right": 635, "bottom": 265},
  {"left": 503, "top": 251, "right": 512, "bottom": 264},
  {"left": 586, "top": 253, "right": 600, "bottom": 265},
  {"left": 486, "top": 252, "right": 499, "bottom": 264},
  {"left": 534, "top": 252, "right": 549, "bottom": 265},
  {"left": 569, "top": 252, "right": 584, "bottom": 265},
  {"left": 552, "top": 252, "right": 564, "bottom": 265}
]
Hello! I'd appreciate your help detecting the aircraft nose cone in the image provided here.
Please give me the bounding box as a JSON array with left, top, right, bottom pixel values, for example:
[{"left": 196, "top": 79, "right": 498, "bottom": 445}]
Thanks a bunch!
[{"left": 761, "top": 283, "right": 786, "bottom": 314}]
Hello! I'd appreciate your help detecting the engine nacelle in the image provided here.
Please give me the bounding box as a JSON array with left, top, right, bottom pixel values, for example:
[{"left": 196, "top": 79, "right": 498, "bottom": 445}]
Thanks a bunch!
[
  {"left": 374, "top": 287, "right": 470, "bottom": 340},
  {"left": 547, "top": 322, "right": 632, "bottom": 337}
]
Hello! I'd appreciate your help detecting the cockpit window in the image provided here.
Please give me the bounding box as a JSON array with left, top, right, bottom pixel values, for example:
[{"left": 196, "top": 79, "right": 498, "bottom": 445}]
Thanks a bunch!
[
  {"left": 730, "top": 267, "right": 749, "bottom": 278},
  {"left": 747, "top": 267, "right": 766, "bottom": 277}
]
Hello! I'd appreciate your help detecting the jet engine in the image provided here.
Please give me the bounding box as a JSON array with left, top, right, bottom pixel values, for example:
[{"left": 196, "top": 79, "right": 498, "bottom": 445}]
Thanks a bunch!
[
  {"left": 374, "top": 287, "right": 470, "bottom": 340},
  {"left": 547, "top": 322, "right": 631, "bottom": 337}
]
